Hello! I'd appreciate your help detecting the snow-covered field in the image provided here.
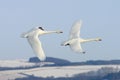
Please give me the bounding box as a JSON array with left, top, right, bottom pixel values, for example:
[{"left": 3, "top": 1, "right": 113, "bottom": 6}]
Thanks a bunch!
[
  {"left": 0, "top": 60, "right": 120, "bottom": 80},
  {"left": 0, "top": 60, "right": 35, "bottom": 67}
]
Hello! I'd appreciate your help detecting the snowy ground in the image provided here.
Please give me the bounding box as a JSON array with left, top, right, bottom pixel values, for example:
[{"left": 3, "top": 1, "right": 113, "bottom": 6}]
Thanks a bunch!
[
  {"left": 0, "top": 60, "right": 120, "bottom": 80},
  {"left": 0, "top": 60, "right": 35, "bottom": 67}
]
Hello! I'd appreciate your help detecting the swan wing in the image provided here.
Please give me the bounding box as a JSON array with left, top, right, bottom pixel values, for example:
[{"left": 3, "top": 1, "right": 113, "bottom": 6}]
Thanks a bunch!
[
  {"left": 21, "top": 27, "right": 38, "bottom": 38},
  {"left": 27, "top": 37, "right": 46, "bottom": 61},
  {"left": 69, "top": 20, "right": 82, "bottom": 39},
  {"left": 70, "top": 40, "right": 83, "bottom": 53}
]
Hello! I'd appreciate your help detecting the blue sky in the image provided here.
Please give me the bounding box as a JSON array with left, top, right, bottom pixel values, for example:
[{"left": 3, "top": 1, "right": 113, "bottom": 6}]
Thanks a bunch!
[{"left": 0, "top": 0, "right": 120, "bottom": 62}]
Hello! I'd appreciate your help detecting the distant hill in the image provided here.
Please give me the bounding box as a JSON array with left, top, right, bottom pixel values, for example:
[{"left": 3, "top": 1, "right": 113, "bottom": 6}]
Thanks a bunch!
[
  {"left": 72, "top": 60, "right": 120, "bottom": 65},
  {"left": 29, "top": 57, "right": 120, "bottom": 66},
  {"left": 0, "top": 57, "right": 120, "bottom": 71},
  {"left": 29, "top": 57, "right": 71, "bottom": 66},
  {"left": 89, "top": 60, "right": 120, "bottom": 65}
]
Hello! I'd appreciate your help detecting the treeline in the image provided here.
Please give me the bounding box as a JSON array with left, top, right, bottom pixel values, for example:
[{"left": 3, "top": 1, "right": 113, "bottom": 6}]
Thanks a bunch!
[
  {"left": 1, "top": 57, "right": 120, "bottom": 71},
  {"left": 30, "top": 57, "right": 120, "bottom": 66},
  {"left": 15, "top": 67, "right": 120, "bottom": 80},
  {"left": 75, "top": 60, "right": 120, "bottom": 65}
]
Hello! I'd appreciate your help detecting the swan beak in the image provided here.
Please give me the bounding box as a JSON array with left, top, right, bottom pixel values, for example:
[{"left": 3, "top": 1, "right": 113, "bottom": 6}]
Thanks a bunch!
[
  {"left": 98, "top": 39, "right": 102, "bottom": 41},
  {"left": 65, "top": 43, "right": 70, "bottom": 46},
  {"left": 56, "top": 31, "right": 63, "bottom": 34},
  {"left": 82, "top": 51, "right": 86, "bottom": 54},
  {"left": 59, "top": 31, "right": 63, "bottom": 33},
  {"left": 61, "top": 43, "right": 69, "bottom": 46}
]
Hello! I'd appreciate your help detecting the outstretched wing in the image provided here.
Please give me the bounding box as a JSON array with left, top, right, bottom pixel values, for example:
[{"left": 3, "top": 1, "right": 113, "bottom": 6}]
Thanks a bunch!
[
  {"left": 69, "top": 20, "right": 82, "bottom": 39},
  {"left": 70, "top": 40, "right": 83, "bottom": 53},
  {"left": 21, "top": 27, "right": 38, "bottom": 38},
  {"left": 27, "top": 37, "right": 46, "bottom": 61}
]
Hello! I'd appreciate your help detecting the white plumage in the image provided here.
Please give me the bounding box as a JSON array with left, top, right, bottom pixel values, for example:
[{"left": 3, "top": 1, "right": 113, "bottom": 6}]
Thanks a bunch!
[
  {"left": 21, "top": 27, "right": 63, "bottom": 61},
  {"left": 61, "top": 20, "right": 102, "bottom": 53}
]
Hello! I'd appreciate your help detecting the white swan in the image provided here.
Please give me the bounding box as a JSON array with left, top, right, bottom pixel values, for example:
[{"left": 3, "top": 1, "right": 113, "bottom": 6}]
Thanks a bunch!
[
  {"left": 61, "top": 20, "right": 101, "bottom": 53},
  {"left": 21, "top": 27, "right": 63, "bottom": 61}
]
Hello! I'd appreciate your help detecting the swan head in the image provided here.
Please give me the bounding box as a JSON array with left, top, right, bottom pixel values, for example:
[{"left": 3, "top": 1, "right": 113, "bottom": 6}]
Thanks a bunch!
[
  {"left": 61, "top": 43, "right": 70, "bottom": 46},
  {"left": 61, "top": 41, "right": 70, "bottom": 46},
  {"left": 56, "top": 30, "right": 63, "bottom": 34},
  {"left": 38, "top": 27, "right": 44, "bottom": 31},
  {"left": 64, "top": 43, "right": 70, "bottom": 46},
  {"left": 96, "top": 38, "right": 102, "bottom": 41}
]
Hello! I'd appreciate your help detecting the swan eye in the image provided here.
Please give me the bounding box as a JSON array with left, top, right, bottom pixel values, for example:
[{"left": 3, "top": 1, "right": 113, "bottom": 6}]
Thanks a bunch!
[{"left": 38, "top": 27, "right": 44, "bottom": 30}]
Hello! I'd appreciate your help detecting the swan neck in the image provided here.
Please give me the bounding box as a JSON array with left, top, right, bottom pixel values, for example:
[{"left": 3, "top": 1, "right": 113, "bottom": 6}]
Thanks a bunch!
[
  {"left": 43, "top": 31, "right": 57, "bottom": 34},
  {"left": 81, "top": 38, "right": 100, "bottom": 43}
]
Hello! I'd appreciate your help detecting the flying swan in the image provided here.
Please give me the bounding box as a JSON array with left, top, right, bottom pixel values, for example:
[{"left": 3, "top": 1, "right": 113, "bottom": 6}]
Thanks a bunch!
[
  {"left": 21, "top": 27, "right": 63, "bottom": 61},
  {"left": 61, "top": 20, "right": 102, "bottom": 53}
]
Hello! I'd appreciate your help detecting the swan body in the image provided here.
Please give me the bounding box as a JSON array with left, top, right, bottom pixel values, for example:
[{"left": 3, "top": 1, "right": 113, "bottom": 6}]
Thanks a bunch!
[
  {"left": 61, "top": 20, "right": 101, "bottom": 53},
  {"left": 21, "top": 27, "right": 63, "bottom": 61}
]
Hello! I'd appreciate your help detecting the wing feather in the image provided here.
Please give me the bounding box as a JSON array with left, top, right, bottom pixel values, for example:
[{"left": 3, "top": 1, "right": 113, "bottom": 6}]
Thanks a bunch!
[
  {"left": 70, "top": 40, "right": 83, "bottom": 53},
  {"left": 69, "top": 20, "right": 82, "bottom": 39},
  {"left": 27, "top": 37, "right": 46, "bottom": 61}
]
